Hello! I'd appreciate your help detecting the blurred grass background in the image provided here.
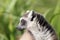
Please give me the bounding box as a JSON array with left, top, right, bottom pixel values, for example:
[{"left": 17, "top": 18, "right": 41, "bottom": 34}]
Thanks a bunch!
[{"left": 0, "top": 0, "right": 60, "bottom": 40}]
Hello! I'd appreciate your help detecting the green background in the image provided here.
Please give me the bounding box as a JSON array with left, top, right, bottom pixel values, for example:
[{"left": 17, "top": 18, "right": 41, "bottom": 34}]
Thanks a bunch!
[{"left": 0, "top": 0, "right": 60, "bottom": 40}]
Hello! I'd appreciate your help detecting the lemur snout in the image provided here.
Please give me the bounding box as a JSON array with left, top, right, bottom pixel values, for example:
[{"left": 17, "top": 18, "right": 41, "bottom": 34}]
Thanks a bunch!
[
  {"left": 16, "top": 18, "right": 27, "bottom": 30},
  {"left": 16, "top": 24, "right": 25, "bottom": 31}
]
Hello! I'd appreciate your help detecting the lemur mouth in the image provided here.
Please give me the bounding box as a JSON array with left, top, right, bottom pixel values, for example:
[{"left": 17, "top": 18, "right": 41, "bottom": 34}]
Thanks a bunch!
[{"left": 16, "top": 27, "right": 25, "bottom": 31}]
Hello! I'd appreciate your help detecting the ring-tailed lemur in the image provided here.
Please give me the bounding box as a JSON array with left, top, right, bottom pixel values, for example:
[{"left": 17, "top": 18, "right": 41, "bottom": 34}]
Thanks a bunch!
[{"left": 16, "top": 10, "right": 58, "bottom": 40}]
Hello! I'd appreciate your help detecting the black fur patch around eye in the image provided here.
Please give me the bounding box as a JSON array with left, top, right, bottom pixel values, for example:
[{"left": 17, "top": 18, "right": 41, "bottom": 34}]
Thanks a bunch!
[{"left": 21, "top": 19, "right": 26, "bottom": 25}]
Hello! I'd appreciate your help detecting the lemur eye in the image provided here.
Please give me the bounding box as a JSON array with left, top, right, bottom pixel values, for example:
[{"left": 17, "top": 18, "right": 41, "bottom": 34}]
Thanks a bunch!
[{"left": 21, "top": 19, "right": 26, "bottom": 25}]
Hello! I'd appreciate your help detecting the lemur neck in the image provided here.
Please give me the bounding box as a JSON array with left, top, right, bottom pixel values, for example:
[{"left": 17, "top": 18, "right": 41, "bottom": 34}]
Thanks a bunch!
[
  {"left": 28, "top": 25, "right": 57, "bottom": 40},
  {"left": 28, "top": 26, "right": 47, "bottom": 40}
]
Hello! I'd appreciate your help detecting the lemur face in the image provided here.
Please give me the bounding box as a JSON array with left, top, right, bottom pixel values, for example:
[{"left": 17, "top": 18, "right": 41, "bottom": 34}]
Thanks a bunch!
[{"left": 16, "top": 10, "right": 36, "bottom": 30}]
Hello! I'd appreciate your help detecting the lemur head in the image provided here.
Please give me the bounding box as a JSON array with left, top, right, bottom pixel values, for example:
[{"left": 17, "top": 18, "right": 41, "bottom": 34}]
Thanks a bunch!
[
  {"left": 16, "top": 10, "right": 42, "bottom": 31},
  {"left": 16, "top": 10, "right": 54, "bottom": 33}
]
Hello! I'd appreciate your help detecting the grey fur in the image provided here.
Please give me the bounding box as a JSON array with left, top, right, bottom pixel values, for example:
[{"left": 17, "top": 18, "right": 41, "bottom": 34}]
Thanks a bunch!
[{"left": 17, "top": 10, "right": 58, "bottom": 40}]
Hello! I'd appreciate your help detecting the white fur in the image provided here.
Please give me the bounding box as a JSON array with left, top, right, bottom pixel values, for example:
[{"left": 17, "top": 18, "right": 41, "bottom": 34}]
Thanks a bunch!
[
  {"left": 28, "top": 21, "right": 53, "bottom": 40},
  {"left": 28, "top": 10, "right": 33, "bottom": 19},
  {"left": 19, "top": 10, "right": 57, "bottom": 40}
]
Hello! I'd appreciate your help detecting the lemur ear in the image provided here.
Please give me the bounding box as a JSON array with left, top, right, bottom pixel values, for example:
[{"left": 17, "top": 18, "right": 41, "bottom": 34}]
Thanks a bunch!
[
  {"left": 31, "top": 11, "right": 36, "bottom": 21},
  {"left": 33, "top": 16, "right": 37, "bottom": 22}
]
